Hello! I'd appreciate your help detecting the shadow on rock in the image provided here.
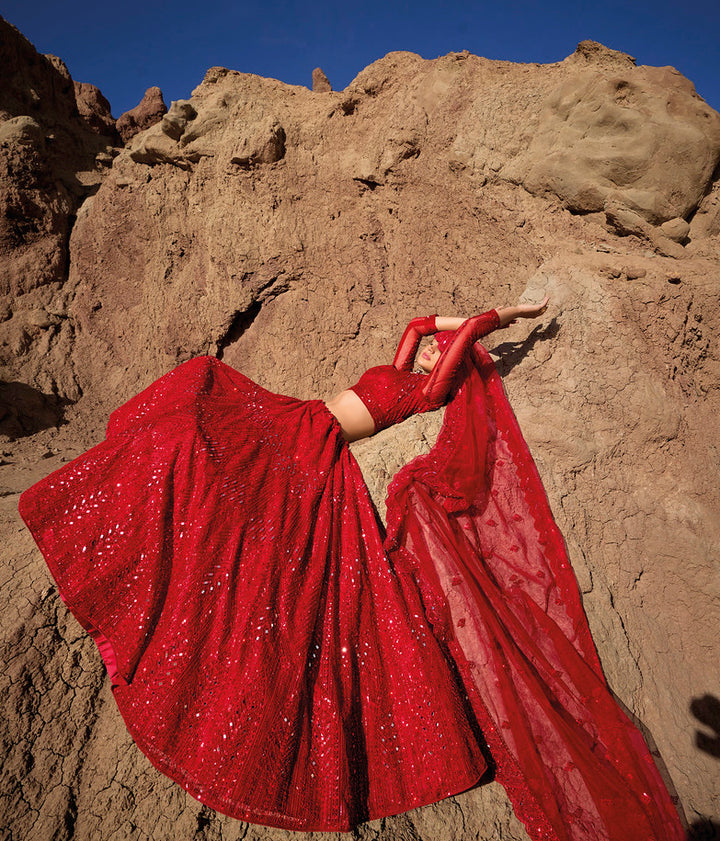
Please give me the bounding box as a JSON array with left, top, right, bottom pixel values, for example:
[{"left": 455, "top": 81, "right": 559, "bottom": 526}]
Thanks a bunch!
[
  {"left": 491, "top": 318, "right": 561, "bottom": 377},
  {"left": 688, "top": 817, "right": 719, "bottom": 840},
  {"left": 691, "top": 694, "right": 720, "bottom": 759},
  {"left": 0, "top": 381, "right": 71, "bottom": 439}
]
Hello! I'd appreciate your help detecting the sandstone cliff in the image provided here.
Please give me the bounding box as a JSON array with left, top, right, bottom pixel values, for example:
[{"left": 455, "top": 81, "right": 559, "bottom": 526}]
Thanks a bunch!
[{"left": 1, "top": 16, "right": 719, "bottom": 841}]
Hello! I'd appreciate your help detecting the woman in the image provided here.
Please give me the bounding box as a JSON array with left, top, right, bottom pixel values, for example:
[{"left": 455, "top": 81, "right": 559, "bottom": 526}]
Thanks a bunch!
[{"left": 19, "top": 297, "right": 684, "bottom": 840}]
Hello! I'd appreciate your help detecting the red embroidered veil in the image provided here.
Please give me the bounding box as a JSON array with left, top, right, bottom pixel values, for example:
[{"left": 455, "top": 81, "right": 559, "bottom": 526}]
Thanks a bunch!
[{"left": 385, "top": 339, "right": 685, "bottom": 841}]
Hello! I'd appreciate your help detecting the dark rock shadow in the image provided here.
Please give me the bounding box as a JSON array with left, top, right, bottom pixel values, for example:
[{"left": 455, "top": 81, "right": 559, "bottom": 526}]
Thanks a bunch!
[
  {"left": 688, "top": 818, "right": 719, "bottom": 840},
  {"left": 691, "top": 694, "right": 720, "bottom": 759},
  {"left": 489, "top": 317, "right": 561, "bottom": 378},
  {"left": 215, "top": 300, "right": 262, "bottom": 361},
  {"left": 685, "top": 695, "right": 720, "bottom": 838},
  {"left": 0, "top": 381, "right": 71, "bottom": 439}
]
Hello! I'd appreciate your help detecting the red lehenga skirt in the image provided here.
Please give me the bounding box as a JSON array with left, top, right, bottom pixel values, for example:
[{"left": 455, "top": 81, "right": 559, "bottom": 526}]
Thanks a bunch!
[
  {"left": 19, "top": 354, "right": 685, "bottom": 839},
  {"left": 19, "top": 356, "right": 487, "bottom": 830}
]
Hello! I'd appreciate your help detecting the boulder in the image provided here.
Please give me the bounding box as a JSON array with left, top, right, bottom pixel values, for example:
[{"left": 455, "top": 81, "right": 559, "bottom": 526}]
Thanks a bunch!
[{"left": 501, "top": 41, "right": 720, "bottom": 224}]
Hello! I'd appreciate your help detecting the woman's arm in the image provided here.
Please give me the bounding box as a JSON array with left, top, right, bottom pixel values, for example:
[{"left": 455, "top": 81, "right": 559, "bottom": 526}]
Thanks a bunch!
[
  {"left": 393, "top": 297, "right": 549, "bottom": 372},
  {"left": 393, "top": 316, "right": 437, "bottom": 371},
  {"left": 494, "top": 296, "right": 549, "bottom": 327},
  {"left": 422, "top": 310, "right": 500, "bottom": 404},
  {"left": 422, "top": 296, "right": 550, "bottom": 405},
  {"left": 435, "top": 297, "right": 548, "bottom": 331},
  {"left": 434, "top": 316, "right": 465, "bottom": 331}
]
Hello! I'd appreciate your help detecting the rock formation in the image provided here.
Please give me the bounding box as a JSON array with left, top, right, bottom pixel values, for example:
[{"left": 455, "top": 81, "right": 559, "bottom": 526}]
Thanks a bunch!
[
  {"left": 0, "top": 16, "right": 118, "bottom": 427},
  {"left": 503, "top": 41, "right": 720, "bottom": 228},
  {"left": 116, "top": 86, "right": 168, "bottom": 142},
  {"left": 312, "top": 66, "right": 333, "bottom": 92},
  {"left": 73, "top": 81, "right": 118, "bottom": 139},
  {"left": 1, "top": 19, "right": 719, "bottom": 841}
]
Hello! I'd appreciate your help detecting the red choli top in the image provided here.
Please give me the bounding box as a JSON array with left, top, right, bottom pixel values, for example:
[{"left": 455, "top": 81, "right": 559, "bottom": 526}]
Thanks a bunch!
[{"left": 348, "top": 309, "right": 501, "bottom": 432}]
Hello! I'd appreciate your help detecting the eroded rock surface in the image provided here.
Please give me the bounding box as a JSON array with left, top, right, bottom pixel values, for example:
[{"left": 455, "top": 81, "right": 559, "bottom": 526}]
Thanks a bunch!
[
  {"left": 502, "top": 41, "right": 720, "bottom": 225},
  {"left": 2, "top": 26, "right": 719, "bottom": 841},
  {"left": 0, "top": 15, "right": 119, "bottom": 405},
  {"left": 74, "top": 80, "right": 118, "bottom": 140},
  {"left": 312, "top": 66, "right": 333, "bottom": 92},
  {"left": 116, "top": 86, "right": 168, "bottom": 142}
]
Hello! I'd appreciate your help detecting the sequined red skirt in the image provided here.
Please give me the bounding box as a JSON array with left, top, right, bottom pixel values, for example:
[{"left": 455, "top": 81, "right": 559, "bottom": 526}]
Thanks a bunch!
[{"left": 19, "top": 356, "right": 488, "bottom": 831}]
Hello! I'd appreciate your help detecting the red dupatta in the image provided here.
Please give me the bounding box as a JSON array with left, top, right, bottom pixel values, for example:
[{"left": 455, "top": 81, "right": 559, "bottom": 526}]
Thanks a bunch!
[{"left": 384, "top": 343, "right": 684, "bottom": 841}]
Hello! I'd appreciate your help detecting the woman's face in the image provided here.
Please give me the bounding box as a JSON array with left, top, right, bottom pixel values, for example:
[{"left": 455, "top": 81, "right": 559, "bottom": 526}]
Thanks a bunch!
[{"left": 418, "top": 339, "right": 441, "bottom": 373}]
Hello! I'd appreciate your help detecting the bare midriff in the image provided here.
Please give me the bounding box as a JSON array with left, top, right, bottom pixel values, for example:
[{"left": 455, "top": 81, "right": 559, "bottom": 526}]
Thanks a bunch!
[{"left": 324, "top": 389, "right": 376, "bottom": 443}]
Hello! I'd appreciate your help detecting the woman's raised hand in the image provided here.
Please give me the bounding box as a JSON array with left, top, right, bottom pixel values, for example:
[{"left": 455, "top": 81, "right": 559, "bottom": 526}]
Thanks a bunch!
[
  {"left": 495, "top": 295, "right": 549, "bottom": 327},
  {"left": 515, "top": 295, "right": 549, "bottom": 319}
]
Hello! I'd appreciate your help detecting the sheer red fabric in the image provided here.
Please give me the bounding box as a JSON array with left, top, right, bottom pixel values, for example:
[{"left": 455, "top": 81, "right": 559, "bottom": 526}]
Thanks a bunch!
[{"left": 385, "top": 342, "right": 685, "bottom": 841}]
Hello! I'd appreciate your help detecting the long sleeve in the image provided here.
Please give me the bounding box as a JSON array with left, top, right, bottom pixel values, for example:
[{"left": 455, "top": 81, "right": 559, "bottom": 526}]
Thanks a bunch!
[
  {"left": 422, "top": 309, "right": 500, "bottom": 406},
  {"left": 393, "top": 316, "right": 438, "bottom": 371}
]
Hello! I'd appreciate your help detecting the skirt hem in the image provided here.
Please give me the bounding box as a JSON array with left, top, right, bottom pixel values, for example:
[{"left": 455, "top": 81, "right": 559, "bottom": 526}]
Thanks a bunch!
[{"left": 112, "top": 685, "right": 487, "bottom": 832}]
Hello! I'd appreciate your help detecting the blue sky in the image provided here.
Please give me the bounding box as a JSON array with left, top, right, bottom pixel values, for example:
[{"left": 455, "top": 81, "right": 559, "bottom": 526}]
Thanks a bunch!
[{"left": 3, "top": 0, "right": 719, "bottom": 117}]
